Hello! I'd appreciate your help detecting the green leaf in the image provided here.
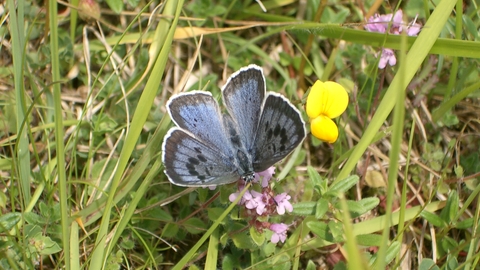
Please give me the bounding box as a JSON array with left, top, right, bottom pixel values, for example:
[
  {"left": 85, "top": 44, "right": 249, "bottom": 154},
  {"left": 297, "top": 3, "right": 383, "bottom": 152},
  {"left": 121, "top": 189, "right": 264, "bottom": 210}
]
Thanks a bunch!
[
  {"left": 439, "top": 110, "right": 459, "bottom": 127},
  {"left": 460, "top": 151, "right": 480, "bottom": 175},
  {"left": 222, "top": 255, "right": 235, "bottom": 270},
  {"left": 148, "top": 207, "right": 173, "bottom": 222},
  {"left": 183, "top": 218, "right": 207, "bottom": 235},
  {"left": 23, "top": 212, "right": 44, "bottom": 225},
  {"left": 279, "top": 52, "right": 292, "bottom": 66},
  {"left": 105, "top": 0, "right": 124, "bottom": 14},
  {"left": 261, "top": 242, "right": 276, "bottom": 257},
  {"left": 315, "top": 198, "right": 329, "bottom": 219},
  {"left": 328, "top": 221, "right": 344, "bottom": 243},
  {"left": 126, "top": 0, "right": 140, "bottom": 8},
  {"left": 92, "top": 114, "right": 118, "bottom": 135},
  {"left": 306, "top": 221, "right": 334, "bottom": 242},
  {"left": 370, "top": 241, "right": 400, "bottom": 266},
  {"left": 306, "top": 260, "right": 316, "bottom": 270},
  {"left": 445, "top": 254, "right": 459, "bottom": 270},
  {"left": 231, "top": 231, "right": 256, "bottom": 249},
  {"left": 357, "top": 197, "right": 380, "bottom": 212},
  {"left": 456, "top": 218, "right": 474, "bottom": 229},
  {"left": 220, "top": 232, "right": 228, "bottom": 247},
  {"left": 308, "top": 166, "right": 326, "bottom": 195},
  {"left": 419, "top": 258, "right": 440, "bottom": 270},
  {"left": 356, "top": 234, "right": 382, "bottom": 247},
  {"left": 250, "top": 226, "right": 265, "bottom": 246},
  {"left": 161, "top": 223, "right": 179, "bottom": 238},
  {"left": 0, "top": 212, "right": 21, "bottom": 232},
  {"left": 32, "top": 234, "right": 62, "bottom": 255},
  {"left": 208, "top": 208, "right": 226, "bottom": 224},
  {"left": 384, "top": 241, "right": 401, "bottom": 265},
  {"left": 340, "top": 197, "right": 380, "bottom": 218},
  {"left": 268, "top": 254, "right": 291, "bottom": 270},
  {"left": 439, "top": 236, "right": 458, "bottom": 256},
  {"left": 420, "top": 210, "right": 446, "bottom": 228},
  {"left": 440, "top": 190, "right": 459, "bottom": 224},
  {"left": 25, "top": 224, "right": 43, "bottom": 238},
  {"left": 454, "top": 165, "right": 464, "bottom": 178},
  {"left": 291, "top": 201, "right": 316, "bottom": 216},
  {"left": 325, "top": 175, "right": 359, "bottom": 196},
  {"left": 119, "top": 237, "right": 135, "bottom": 250},
  {"left": 333, "top": 261, "right": 347, "bottom": 270}
]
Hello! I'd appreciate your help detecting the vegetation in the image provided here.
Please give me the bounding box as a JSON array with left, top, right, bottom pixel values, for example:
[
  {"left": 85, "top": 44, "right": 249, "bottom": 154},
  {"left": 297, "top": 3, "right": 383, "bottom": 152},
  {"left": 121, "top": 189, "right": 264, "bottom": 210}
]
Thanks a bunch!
[{"left": 1, "top": 0, "right": 479, "bottom": 269}]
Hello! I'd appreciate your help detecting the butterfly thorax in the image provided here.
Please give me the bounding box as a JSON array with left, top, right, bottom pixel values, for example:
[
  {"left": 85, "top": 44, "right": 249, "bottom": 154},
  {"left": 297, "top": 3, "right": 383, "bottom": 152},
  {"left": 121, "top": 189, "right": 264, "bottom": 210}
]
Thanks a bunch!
[{"left": 223, "top": 114, "right": 257, "bottom": 182}]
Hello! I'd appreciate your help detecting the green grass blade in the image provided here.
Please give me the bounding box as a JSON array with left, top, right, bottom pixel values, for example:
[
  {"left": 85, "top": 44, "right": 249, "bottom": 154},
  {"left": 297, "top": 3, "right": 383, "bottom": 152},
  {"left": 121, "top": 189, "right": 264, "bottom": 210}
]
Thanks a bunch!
[
  {"left": 205, "top": 228, "right": 220, "bottom": 269},
  {"left": 88, "top": 1, "right": 184, "bottom": 268},
  {"left": 374, "top": 31, "right": 408, "bottom": 270},
  {"left": 432, "top": 81, "right": 480, "bottom": 122},
  {"left": 8, "top": 0, "right": 30, "bottom": 208},
  {"left": 336, "top": 0, "right": 458, "bottom": 183},
  {"left": 48, "top": 0, "right": 71, "bottom": 268}
]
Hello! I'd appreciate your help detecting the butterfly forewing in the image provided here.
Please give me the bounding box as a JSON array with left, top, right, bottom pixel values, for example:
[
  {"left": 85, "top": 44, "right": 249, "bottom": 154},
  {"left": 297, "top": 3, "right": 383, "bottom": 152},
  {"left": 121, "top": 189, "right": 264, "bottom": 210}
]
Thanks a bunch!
[
  {"left": 222, "top": 65, "right": 266, "bottom": 151},
  {"left": 252, "top": 93, "right": 306, "bottom": 172},
  {"left": 167, "top": 91, "right": 234, "bottom": 155},
  {"left": 162, "top": 128, "right": 240, "bottom": 186}
]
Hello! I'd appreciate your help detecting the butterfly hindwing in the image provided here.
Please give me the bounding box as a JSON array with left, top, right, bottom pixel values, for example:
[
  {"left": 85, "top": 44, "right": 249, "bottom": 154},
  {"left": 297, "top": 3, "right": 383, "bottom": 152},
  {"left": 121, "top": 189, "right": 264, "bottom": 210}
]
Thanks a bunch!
[
  {"left": 162, "top": 128, "right": 240, "bottom": 186},
  {"left": 252, "top": 93, "right": 306, "bottom": 172}
]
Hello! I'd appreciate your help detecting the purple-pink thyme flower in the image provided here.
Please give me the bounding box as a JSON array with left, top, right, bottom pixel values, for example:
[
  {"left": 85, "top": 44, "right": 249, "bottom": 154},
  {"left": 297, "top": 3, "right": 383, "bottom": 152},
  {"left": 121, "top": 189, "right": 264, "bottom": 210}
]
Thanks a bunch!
[
  {"left": 274, "top": 193, "right": 293, "bottom": 215},
  {"left": 365, "top": 9, "right": 421, "bottom": 69},
  {"left": 255, "top": 166, "right": 275, "bottom": 187},
  {"left": 229, "top": 167, "right": 293, "bottom": 216},
  {"left": 270, "top": 223, "right": 289, "bottom": 243},
  {"left": 378, "top": 48, "right": 396, "bottom": 69},
  {"left": 228, "top": 166, "right": 294, "bottom": 244}
]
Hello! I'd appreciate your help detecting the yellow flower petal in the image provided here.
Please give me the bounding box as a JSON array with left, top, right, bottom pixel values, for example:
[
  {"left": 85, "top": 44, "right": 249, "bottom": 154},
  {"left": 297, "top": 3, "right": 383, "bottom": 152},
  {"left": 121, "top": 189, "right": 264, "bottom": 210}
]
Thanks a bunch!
[
  {"left": 306, "top": 80, "right": 349, "bottom": 119},
  {"left": 310, "top": 115, "right": 339, "bottom": 143},
  {"left": 306, "top": 81, "right": 324, "bottom": 118}
]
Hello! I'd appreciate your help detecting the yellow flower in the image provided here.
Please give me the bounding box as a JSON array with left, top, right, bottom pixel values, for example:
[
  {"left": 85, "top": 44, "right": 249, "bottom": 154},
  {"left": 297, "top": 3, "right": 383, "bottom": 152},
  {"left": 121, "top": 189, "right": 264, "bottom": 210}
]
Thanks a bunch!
[{"left": 306, "top": 80, "right": 348, "bottom": 143}]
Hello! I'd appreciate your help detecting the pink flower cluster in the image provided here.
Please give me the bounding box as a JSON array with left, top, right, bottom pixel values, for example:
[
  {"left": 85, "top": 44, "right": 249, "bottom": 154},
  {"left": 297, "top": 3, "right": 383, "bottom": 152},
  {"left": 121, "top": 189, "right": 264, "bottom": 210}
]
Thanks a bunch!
[
  {"left": 365, "top": 9, "right": 421, "bottom": 69},
  {"left": 228, "top": 167, "right": 293, "bottom": 244}
]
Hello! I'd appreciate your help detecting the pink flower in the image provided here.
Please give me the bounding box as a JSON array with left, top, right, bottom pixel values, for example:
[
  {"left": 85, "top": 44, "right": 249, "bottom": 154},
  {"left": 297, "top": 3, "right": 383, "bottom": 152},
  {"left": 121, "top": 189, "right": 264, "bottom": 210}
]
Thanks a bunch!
[
  {"left": 365, "top": 9, "right": 422, "bottom": 69},
  {"left": 391, "top": 10, "right": 404, "bottom": 33},
  {"left": 365, "top": 14, "right": 387, "bottom": 33},
  {"left": 274, "top": 193, "right": 293, "bottom": 215},
  {"left": 246, "top": 190, "right": 263, "bottom": 211},
  {"left": 229, "top": 192, "right": 241, "bottom": 204},
  {"left": 254, "top": 166, "right": 276, "bottom": 187},
  {"left": 228, "top": 183, "right": 247, "bottom": 204},
  {"left": 378, "top": 48, "right": 396, "bottom": 69},
  {"left": 270, "top": 223, "right": 289, "bottom": 243},
  {"left": 250, "top": 190, "right": 267, "bottom": 215},
  {"left": 406, "top": 16, "right": 421, "bottom": 36},
  {"left": 364, "top": 10, "right": 406, "bottom": 35}
]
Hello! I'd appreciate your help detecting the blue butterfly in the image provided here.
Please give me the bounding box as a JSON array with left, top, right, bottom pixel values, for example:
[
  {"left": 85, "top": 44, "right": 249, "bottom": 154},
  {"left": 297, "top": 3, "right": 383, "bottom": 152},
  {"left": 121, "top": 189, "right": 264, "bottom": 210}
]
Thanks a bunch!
[{"left": 162, "top": 65, "right": 306, "bottom": 187}]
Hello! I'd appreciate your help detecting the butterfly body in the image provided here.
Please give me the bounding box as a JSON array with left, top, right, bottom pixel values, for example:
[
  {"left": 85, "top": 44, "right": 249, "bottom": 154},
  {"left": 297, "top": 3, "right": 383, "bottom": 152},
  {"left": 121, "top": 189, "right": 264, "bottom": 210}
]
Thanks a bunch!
[{"left": 162, "top": 65, "right": 306, "bottom": 187}]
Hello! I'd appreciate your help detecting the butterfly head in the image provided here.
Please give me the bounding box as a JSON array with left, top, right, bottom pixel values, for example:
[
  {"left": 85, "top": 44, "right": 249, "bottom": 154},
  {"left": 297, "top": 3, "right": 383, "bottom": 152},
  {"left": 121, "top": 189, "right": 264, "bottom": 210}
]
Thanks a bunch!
[{"left": 242, "top": 172, "right": 256, "bottom": 183}]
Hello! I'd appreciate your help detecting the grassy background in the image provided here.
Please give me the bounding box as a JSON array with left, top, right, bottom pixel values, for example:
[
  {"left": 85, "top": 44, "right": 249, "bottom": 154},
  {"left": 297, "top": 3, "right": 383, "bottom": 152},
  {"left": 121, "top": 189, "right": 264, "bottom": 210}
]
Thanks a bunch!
[{"left": 1, "top": 0, "right": 480, "bottom": 269}]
